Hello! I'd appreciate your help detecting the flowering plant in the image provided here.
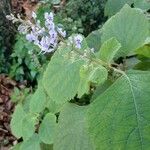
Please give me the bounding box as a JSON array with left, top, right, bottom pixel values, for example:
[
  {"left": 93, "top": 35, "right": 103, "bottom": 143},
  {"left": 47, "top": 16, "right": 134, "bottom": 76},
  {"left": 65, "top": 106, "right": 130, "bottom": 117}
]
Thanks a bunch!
[{"left": 9, "top": 4, "right": 150, "bottom": 150}]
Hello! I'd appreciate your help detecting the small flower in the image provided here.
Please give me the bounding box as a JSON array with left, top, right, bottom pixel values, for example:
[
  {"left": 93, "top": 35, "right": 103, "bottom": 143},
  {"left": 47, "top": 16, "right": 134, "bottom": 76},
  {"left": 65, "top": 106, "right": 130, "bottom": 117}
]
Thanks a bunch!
[
  {"left": 44, "top": 12, "right": 54, "bottom": 22},
  {"left": 26, "top": 32, "right": 37, "bottom": 42},
  {"left": 39, "top": 36, "right": 55, "bottom": 53},
  {"left": 74, "top": 35, "right": 83, "bottom": 49}
]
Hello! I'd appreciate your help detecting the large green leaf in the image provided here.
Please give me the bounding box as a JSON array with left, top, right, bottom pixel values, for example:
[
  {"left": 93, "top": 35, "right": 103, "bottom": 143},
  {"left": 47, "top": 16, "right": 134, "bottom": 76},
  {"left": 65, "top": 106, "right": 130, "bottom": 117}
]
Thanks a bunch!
[
  {"left": 39, "top": 113, "right": 56, "bottom": 144},
  {"left": 87, "top": 70, "right": 150, "bottom": 149},
  {"left": 54, "top": 103, "right": 94, "bottom": 150},
  {"left": 43, "top": 44, "right": 84, "bottom": 104},
  {"left": 98, "top": 37, "right": 121, "bottom": 63},
  {"left": 102, "top": 5, "right": 149, "bottom": 58},
  {"left": 10, "top": 104, "right": 26, "bottom": 138},
  {"left": 104, "top": 0, "right": 132, "bottom": 17}
]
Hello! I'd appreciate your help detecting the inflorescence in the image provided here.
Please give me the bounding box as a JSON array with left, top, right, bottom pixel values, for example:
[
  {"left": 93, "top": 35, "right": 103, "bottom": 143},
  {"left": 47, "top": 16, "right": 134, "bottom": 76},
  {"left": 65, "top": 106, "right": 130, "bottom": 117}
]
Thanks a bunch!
[{"left": 6, "top": 12, "right": 84, "bottom": 54}]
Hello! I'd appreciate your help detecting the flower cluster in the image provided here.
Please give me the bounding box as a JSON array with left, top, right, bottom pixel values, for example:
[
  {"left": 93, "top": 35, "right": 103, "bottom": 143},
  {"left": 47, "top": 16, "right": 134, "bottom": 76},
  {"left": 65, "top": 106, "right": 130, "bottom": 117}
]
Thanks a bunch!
[
  {"left": 6, "top": 12, "right": 84, "bottom": 54},
  {"left": 25, "top": 12, "right": 67, "bottom": 54}
]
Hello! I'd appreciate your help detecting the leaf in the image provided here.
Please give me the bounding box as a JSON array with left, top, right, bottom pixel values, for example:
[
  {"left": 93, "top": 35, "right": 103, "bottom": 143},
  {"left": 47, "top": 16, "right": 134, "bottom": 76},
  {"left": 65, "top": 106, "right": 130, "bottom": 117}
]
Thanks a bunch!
[
  {"left": 86, "top": 30, "right": 101, "bottom": 52},
  {"left": 22, "top": 114, "right": 37, "bottom": 140},
  {"left": 43, "top": 44, "right": 84, "bottom": 104},
  {"left": 54, "top": 103, "right": 94, "bottom": 150},
  {"left": 136, "top": 45, "right": 150, "bottom": 58},
  {"left": 102, "top": 5, "right": 149, "bottom": 58},
  {"left": 91, "top": 79, "right": 113, "bottom": 101},
  {"left": 104, "top": 0, "right": 133, "bottom": 17},
  {"left": 40, "top": 143, "right": 53, "bottom": 150},
  {"left": 134, "top": 61, "right": 150, "bottom": 71},
  {"left": 78, "top": 64, "right": 108, "bottom": 98},
  {"left": 97, "top": 38, "right": 121, "bottom": 63},
  {"left": 39, "top": 113, "right": 56, "bottom": 144},
  {"left": 46, "top": 99, "right": 61, "bottom": 114},
  {"left": 134, "top": 0, "right": 150, "bottom": 11},
  {"left": 10, "top": 104, "right": 26, "bottom": 138},
  {"left": 20, "top": 134, "right": 41, "bottom": 150},
  {"left": 87, "top": 70, "right": 150, "bottom": 149},
  {"left": 30, "top": 86, "right": 47, "bottom": 113}
]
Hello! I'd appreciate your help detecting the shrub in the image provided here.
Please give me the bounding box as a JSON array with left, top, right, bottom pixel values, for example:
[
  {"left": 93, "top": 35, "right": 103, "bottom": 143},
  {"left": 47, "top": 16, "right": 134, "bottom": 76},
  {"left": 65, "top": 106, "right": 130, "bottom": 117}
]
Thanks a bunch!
[{"left": 9, "top": 4, "right": 150, "bottom": 150}]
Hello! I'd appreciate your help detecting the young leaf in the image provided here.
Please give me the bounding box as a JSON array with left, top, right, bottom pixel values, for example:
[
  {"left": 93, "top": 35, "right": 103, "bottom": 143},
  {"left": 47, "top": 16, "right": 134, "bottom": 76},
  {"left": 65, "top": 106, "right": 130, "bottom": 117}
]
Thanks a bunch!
[
  {"left": 20, "top": 134, "right": 41, "bottom": 150},
  {"left": 39, "top": 113, "right": 56, "bottom": 144},
  {"left": 78, "top": 64, "right": 108, "bottom": 98},
  {"left": 10, "top": 104, "right": 26, "bottom": 138},
  {"left": 54, "top": 103, "right": 94, "bottom": 150},
  {"left": 102, "top": 5, "right": 149, "bottom": 57},
  {"left": 87, "top": 70, "right": 150, "bottom": 149},
  {"left": 97, "top": 37, "right": 121, "bottom": 63}
]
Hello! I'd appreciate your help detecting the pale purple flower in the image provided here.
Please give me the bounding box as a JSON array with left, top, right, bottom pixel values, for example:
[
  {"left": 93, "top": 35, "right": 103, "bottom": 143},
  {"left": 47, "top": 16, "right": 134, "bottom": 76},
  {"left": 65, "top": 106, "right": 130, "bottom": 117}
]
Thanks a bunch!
[
  {"left": 26, "top": 32, "right": 36, "bottom": 42},
  {"left": 44, "top": 12, "right": 54, "bottom": 22},
  {"left": 45, "top": 21, "right": 55, "bottom": 31},
  {"left": 74, "top": 35, "right": 83, "bottom": 49},
  {"left": 39, "top": 36, "right": 55, "bottom": 53}
]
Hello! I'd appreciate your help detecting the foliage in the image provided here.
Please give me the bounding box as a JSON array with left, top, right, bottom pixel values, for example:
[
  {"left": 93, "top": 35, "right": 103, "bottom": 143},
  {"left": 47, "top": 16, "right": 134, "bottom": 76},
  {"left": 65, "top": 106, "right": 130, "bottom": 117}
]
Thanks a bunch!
[
  {"left": 39, "top": 0, "right": 107, "bottom": 36},
  {"left": 10, "top": 4, "right": 150, "bottom": 150},
  {"left": 105, "top": 0, "right": 150, "bottom": 17},
  {"left": 9, "top": 34, "right": 49, "bottom": 83},
  {"left": 0, "top": 0, "right": 15, "bottom": 73}
]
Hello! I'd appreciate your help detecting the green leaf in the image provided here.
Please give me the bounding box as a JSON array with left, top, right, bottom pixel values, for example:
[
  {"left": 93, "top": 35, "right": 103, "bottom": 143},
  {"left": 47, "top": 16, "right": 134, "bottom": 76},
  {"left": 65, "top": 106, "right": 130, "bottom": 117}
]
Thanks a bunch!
[
  {"left": 39, "top": 113, "right": 56, "bottom": 144},
  {"left": 134, "top": 61, "right": 150, "bottom": 71},
  {"left": 87, "top": 70, "right": 150, "bottom": 149},
  {"left": 46, "top": 99, "right": 61, "bottom": 114},
  {"left": 98, "top": 38, "right": 121, "bottom": 63},
  {"left": 78, "top": 64, "right": 108, "bottom": 98},
  {"left": 104, "top": 0, "right": 133, "bottom": 17},
  {"left": 91, "top": 79, "right": 113, "bottom": 101},
  {"left": 43, "top": 44, "right": 84, "bottom": 104},
  {"left": 134, "top": 0, "right": 150, "bottom": 11},
  {"left": 54, "top": 103, "right": 94, "bottom": 150},
  {"left": 102, "top": 5, "right": 149, "bottom": 57},
  {"left": 86, "top": 30, "right": 101, "bottom": 52},
  {"left": 20, "top": 134, "right": 41, "bottom": 150},
  {"left": 136, "top": 45, "right": 150, "bottom": 58},
  {"left": 22, "top": 114, "right": 37, "bottom": 140},
  {"left": 40, "top": 143, "right": 53, "bottom": 150},
  {"left": 10, "top": 104, "right": 26, "bottom": 138},
  {"left": 30, "top": 86, "right": 47, "bottom": 113}
]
